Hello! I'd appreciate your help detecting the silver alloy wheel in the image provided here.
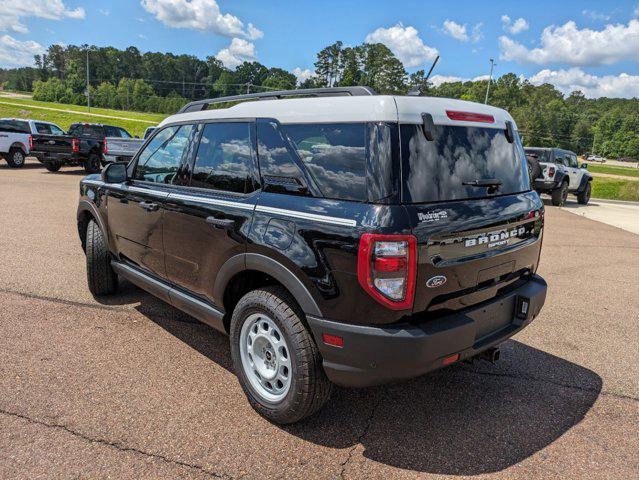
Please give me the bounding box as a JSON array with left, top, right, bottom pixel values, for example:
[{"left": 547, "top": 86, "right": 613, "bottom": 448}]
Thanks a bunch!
[
  {"left": 14, "top": 151, "right": 24, "bottom": 165},
  {"left": 239, "top": 313, "right": 292, "bottom": 403}
]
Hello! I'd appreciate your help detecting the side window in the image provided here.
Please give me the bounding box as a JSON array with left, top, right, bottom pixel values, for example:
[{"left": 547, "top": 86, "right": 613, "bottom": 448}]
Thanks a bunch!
[
  {"left": 35, "top": 123, "right": 52, "bottom": 134},
  {"left": 134, "top": 124, "right": 195, "bottom": 184},
  {"left": 104, "top": 126, "right": 120, "bottom": 137},
  {"left": 569, "top": 155, "right": 578, "bottom": 168},
  {"left": 118, "top": 128, "right": 132, "bottom": 138},
  {"left": 68, "top": 125, "right": 80, "bottom": 136},
  {"left": 190, "top": 122, "right": 256, "bottom": 194},
  {"left": 257, "top": 119, "right": 305, "bottom": 184},
  {"left": 281, "top": 123, "right": 367, "bottom": 201},
  {"left": 49, "top": 124, "right": 65, "bottom": 135}
]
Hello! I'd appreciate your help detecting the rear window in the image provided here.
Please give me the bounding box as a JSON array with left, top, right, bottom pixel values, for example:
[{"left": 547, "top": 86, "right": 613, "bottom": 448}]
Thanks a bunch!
[
  {"left": 281, "top": 123, "right": 367, "bottom": 201},
  {"left": 524, "top": 148, "right": 551, "bottom": 163},
  {"left": 69, "top": 124, "right": 103, "bottom": 138},
  {"left": 401, "top": 124, "right": 529, "bottom": 203},
  {"left": 0, "top": 119, "right": 30, "bottom": 134}
]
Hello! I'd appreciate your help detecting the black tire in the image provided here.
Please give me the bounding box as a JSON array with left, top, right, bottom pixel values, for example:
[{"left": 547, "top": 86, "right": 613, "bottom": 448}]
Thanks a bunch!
[
  {"left": 6, "top": 148, "right": 26, "bottom": 168},
  {"left": 577, "top": 182, "right": 591, "bottom": 205},
  {"left": 526, "top": 157, "right": 541, "bottom": 186},
  {"left": 44, "top": 162, "right": 61, "bottom": 172},
  {"left": 230, "top": 286, "right": 332, "bottom": 424},
  {"left": 551, "top": 181, "right": 568, "bottom": 206},
  {"left": 84, "top": 152, "right": 101, "bottom": 174},
  {"left": 85, "top": 219, "right": 118, "bottom": 296}
]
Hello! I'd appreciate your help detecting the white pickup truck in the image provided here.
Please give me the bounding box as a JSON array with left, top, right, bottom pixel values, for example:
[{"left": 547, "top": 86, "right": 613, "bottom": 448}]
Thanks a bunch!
[{"left": 0, "top": 118, "right": 65, "bottom": 168}]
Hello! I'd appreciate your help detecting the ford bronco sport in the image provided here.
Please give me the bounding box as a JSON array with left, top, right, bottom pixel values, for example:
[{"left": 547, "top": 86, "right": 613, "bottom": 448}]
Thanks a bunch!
[{"left": 77, "top": 87, "right": 547, "bottom": 424}]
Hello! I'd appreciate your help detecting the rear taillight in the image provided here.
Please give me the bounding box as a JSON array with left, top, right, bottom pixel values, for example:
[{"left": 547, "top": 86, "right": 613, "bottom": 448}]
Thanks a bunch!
[
  {"left": 548, "top": 166, "right": 555, "bottom": 177},
  {"left": 28, "top": 135, "right": 33, "bottom": 150},
  {"left": 357, "top": 234, "right": 417, "bottom": 310},
  {"left": 72, "top": 138, "right": 80, "bottom": 153},
  {"left": 102, "top": 137, "right": 107, "bottom": 155}
]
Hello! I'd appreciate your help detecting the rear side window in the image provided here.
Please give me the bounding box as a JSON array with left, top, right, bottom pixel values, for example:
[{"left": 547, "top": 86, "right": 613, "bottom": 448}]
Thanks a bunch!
[
  {"left": 282, "top": 123, "right": 367, "bottom": 201},
  {"left": 524, "top": 148, "right": 550, "bottom": 163},
  {"left": 257, "top": 119, "right": 305, "bottom": 183},
  {"left": 35, "top": 123, "right": 52, "bottom": 134},
  {"left": 134, "top": 124, "right": 195, "bottom": 184},
  {"left": 190, "top": 122, "right": 256, "bottom": 194},
  {"left": 104, "top": 126, "right": 120, "bottom": 137},
  {"left": 0, "top": 120, "right": 30, "bottom": 134},
  {"left": 401, "top": 124, "right": 529, "bottom": 203}
]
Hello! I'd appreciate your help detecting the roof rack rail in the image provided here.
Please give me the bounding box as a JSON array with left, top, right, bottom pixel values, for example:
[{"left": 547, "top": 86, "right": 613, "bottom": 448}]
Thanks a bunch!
[{"left": 177, "top": 86, "right": 377, "bottom": 114}]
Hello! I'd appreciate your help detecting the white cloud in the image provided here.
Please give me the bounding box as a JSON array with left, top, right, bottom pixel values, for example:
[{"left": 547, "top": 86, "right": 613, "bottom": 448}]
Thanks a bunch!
[
  {"left": 0, "top": 34, "right": 45, "bottom": 67},
  {"left": 141, "top": 0, "right": 262, "bottom": 39},
  {"left": 442, "top": 20, "right": 468, "bottom": 41},
  {"left": 529, "top": 68, "right": 639, "bottom": 98},
  {"left": 365, "top": 23, "right": 438, "bottom": 68},
  {"left": 501, "top": 15, "right": 529, "bottom": 35},
  {"left": 99, "top": 9, "right": 110, "bottom": 16},
  {"left": 500, "top": 19, "right": 639, "bottom": 66},
  {"left": 216, "top": 38, "right": 256, "bottom": 69},
  {"left": 582, "top": 10, "right": 611, "bottom": 22},
  {"left": 635, "top": 6, "right": 639, "bottom": 17},
  {"left": 441, "top": 20, "right": 483, "bottom": 42},
  {"left": 292, "top": 67, "right": 313, "bottom": 84},
  {"left": 0, "top": 0, "right": 85, "bottom": 33},
  {"left": 429, "top": 74, "right": 489, "bottom": 87}
]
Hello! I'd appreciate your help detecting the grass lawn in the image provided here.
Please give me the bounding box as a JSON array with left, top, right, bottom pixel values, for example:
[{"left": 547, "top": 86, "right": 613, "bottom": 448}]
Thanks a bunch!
[
  {"left": 587, "top": 163, "right": 639, "bottom": 178},
  {"left": 591, "top": 177, "right": 639, "bottom": 202},
  {"left": 0, "top": 97, "right": 167, "bottom": 137}
]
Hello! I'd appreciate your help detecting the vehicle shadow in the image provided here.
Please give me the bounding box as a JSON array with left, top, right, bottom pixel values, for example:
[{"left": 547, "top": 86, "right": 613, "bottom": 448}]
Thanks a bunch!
[{"left": 124, "top": 287, "right": 601, "bottom": 476}]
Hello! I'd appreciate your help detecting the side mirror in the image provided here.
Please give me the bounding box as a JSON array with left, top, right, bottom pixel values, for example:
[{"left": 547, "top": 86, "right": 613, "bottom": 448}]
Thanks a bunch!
[
  {"left": 581, "top": 163, "right": 588, "bottom": 169},
  {"left": 102, "top": 162, "right": 127, "bottom": 184}
]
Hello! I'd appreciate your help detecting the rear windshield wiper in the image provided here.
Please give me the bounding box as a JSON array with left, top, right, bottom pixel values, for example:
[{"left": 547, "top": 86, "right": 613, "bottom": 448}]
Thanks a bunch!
[{"left": 462, "top": 179, "right": 503, "bottom": 188}]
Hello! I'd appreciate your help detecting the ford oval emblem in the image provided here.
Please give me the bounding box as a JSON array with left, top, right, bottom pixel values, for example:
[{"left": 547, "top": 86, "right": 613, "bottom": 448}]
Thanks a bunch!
[{"left": 426, "top": 275, "right": 447, "bottom": 288}]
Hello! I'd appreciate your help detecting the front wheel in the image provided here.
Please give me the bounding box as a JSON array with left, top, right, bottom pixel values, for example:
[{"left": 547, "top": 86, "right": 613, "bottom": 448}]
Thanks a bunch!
[
  {"left": 86, "top": 219, "right": 118, "bottom": 296},
  {"left": 6, "top": 148, "right": 26, "bottom": 168},
  {"left": 230, "top": 286, "right": 332, "bottom": 424},
  {"left": 551, "top": 181, "right": 568, "bottom": 206},
  {"left": 84, "top": 152, "right": 101, "bottom": 174},
  {"left": 577, "top": 182, "right": 591, "bottom": 205}
]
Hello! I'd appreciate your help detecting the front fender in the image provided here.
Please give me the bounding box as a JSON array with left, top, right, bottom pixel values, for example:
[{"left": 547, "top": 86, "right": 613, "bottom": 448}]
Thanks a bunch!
[{"left": 77, "top": 199, "right": 109, "bottom": 251}]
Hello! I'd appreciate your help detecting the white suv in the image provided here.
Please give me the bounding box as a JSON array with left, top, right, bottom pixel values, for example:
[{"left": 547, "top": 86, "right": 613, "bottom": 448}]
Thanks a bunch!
[{"left": 525, "top": 147, "right": 592, "bottom": 206}]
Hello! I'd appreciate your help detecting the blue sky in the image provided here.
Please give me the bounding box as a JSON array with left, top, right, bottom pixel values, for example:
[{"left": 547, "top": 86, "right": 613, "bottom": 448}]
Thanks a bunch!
[{"left": 1, "top": 0, "right": 638, "bottom": 97}]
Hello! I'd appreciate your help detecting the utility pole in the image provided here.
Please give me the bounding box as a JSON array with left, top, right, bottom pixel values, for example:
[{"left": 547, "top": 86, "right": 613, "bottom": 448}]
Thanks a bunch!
[
  {"left": 485, "top": 58, "right": 495, "bottom": 104},
  {"left": 86, "top": 47, "right": 91, "bottom": 112}
]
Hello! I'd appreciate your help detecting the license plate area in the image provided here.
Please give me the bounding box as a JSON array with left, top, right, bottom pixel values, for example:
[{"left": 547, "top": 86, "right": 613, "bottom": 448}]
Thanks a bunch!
[{"left": 469, "top": 295, "right": 516, "bottom": 341}]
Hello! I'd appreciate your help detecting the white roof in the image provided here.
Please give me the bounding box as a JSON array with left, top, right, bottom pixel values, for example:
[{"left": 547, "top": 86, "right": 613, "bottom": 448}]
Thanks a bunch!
[{"left": 160, "top": 95, "right": 517, "bottom": 130}]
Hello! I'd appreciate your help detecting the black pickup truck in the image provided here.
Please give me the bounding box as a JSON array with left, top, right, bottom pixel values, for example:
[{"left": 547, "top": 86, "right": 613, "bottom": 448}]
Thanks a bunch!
[{"left": 31, "top": 123, "right": 133, "bottom": 173}]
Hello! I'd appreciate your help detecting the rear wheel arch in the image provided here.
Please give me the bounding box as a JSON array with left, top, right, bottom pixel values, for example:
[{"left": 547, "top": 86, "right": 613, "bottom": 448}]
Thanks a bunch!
[
  {"left": 10, "top": 142, "right": 26, "bottom": 153},
  {"left": 215, "top": 253, "right": 323, "bottom": 331}
]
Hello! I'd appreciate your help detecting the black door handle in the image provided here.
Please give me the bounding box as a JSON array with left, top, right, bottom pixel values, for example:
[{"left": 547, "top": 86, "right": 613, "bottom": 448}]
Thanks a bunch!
[
  {"left": 139, "top": 201, "right": 159, "bottom": 212},
  {"left": 206, "top": 217, "right": 235, "bottom": 229}
]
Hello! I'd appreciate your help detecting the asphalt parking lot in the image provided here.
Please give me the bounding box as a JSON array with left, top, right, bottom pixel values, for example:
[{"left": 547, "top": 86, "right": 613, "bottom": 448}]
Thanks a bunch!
[{"left": 1, "top": 160, "right": 638, "bottom": 479}]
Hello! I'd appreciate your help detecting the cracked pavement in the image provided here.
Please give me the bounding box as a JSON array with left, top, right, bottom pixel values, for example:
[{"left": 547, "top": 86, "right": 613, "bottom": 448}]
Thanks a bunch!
[{"left": 1, "top": 161, "right": 637, "bottom": 479}]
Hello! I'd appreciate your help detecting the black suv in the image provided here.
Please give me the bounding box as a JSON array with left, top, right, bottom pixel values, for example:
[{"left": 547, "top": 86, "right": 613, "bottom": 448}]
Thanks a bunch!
[{"left": 77, "top": 87, "right": 547, "bottom": 424}]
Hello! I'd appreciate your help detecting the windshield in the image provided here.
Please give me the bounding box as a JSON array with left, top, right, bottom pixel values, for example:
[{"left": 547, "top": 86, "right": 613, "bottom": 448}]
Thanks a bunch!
[{"left": 401, "top": 124, "right": 529, "bottom": 203}]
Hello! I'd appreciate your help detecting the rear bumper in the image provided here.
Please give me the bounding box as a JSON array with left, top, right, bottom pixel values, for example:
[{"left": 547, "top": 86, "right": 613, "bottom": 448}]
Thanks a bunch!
[
  {"left": 533, "top": 179, "right": 557, "bottom": 190},
  {"left": 307, "top": 274, "right": 547, "bottom": 387}
]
